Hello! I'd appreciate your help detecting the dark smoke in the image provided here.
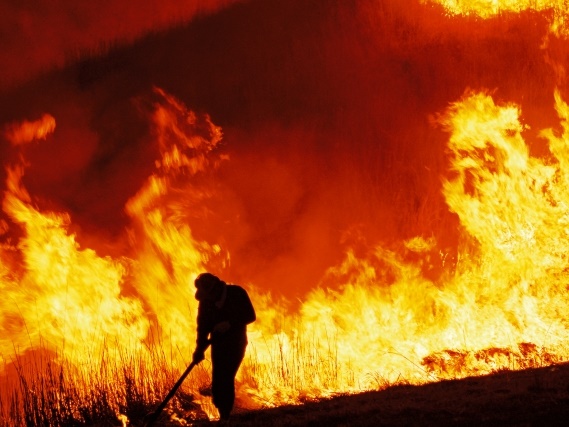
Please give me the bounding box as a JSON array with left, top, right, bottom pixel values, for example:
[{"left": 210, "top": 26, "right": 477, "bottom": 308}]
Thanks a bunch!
[{"left": 0, "top": 0, "right": 242, "bottom": 90}]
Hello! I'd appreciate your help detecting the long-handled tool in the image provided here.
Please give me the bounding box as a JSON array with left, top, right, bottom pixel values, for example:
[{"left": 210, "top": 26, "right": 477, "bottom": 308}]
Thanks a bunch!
[
  {"left": 143, "top": 359, "right": 200, "bottom": 427},
  {"left": 144, "top": 338, "right": 213, "bottom": 427}
]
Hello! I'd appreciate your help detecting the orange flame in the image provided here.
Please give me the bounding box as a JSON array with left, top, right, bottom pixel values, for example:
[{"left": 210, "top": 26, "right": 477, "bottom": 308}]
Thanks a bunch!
[{"left": 3, "top": 114, "right": 56, "bottom": 146}]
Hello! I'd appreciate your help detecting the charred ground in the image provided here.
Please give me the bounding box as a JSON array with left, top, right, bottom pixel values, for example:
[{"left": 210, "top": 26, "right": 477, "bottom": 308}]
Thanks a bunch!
[{"left": 185, "top": 362, "right": 569, "bottom": 426}]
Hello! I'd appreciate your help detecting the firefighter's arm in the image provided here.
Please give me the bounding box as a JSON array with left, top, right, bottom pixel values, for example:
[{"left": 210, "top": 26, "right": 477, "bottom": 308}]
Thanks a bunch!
[{"left": 193, "top": 305, "right": 212, "bottom": 363}]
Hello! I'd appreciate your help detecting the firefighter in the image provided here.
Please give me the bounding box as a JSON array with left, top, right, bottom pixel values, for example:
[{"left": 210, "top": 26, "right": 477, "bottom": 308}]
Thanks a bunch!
[{"left": 192, "top": 272, "right": 256, "bottom": 422}]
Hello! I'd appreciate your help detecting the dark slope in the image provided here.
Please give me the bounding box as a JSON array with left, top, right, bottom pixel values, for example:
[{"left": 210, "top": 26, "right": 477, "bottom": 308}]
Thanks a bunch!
[{"left": 194, "top": 362, "right": 569, "bottom": 426}]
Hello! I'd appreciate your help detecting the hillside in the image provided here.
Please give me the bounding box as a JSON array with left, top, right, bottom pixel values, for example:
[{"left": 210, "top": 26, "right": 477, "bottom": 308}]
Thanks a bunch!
[{"left": 186, "top": 363, "right": 569, "bottom": 426}]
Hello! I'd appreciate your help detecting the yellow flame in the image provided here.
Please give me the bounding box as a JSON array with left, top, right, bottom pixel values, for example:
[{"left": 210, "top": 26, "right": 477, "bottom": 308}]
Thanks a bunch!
[
  {"left": 424, "top": 0, "right": 569, "bottom": 36},
  {"left": 1, "top": 164, "right": 148, "bottom": 363}
]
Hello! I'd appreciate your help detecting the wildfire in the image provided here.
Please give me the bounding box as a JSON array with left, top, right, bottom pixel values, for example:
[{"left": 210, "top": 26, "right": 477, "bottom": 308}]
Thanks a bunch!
[
  {"left": 4, "top": 84, "right": 569, "bottom": 412},
  {"left": 2, "top": 0, "right": 569, "bottom": 425}
]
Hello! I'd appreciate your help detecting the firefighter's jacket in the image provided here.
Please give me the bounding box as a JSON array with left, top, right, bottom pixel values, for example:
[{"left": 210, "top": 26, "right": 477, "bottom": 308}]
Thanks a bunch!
[{"left": 195, "top": 284, "right": 256, "bottom": 353}]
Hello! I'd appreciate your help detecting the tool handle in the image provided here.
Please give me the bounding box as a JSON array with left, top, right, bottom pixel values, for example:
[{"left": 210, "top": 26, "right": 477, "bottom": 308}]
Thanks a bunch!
[{"left": 144, "top": 361, "right": 198, "bottom": 426}]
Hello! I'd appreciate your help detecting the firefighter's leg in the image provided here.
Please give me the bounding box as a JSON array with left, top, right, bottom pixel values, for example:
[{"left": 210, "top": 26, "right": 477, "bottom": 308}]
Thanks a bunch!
[{"left": 211, "top": 343, "right": 246, "bottom": 419}]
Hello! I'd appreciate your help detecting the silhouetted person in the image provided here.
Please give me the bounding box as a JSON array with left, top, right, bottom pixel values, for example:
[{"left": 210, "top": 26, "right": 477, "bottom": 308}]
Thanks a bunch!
[{"left": 192, "top": 272, "right": 256, "bottom": 422}]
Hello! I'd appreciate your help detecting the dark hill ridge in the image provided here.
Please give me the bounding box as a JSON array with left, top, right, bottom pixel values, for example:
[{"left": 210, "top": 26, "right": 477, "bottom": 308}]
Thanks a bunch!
[
  {"left": 1, "top": 0, "right": 553, "bottom": 126},
  {"left": 188, "top": 362, "right": 569, "bottom": 426}
]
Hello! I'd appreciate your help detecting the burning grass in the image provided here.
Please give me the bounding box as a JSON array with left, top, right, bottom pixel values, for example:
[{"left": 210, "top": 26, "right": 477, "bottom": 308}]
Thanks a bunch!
[
  {"left": 0, "top": 344, "right": 180, "bottom": 426},
  {"left": 0, "top": 341, "right": 567, "bottom": 426},
  {"left": 0, "top": 340, "right": 221, "bottom": 426},
  {"left": 0, "top": 340, "right": 569, "bottom": 427}
]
